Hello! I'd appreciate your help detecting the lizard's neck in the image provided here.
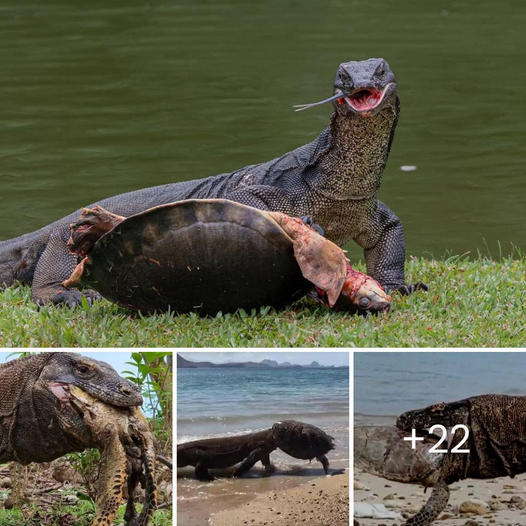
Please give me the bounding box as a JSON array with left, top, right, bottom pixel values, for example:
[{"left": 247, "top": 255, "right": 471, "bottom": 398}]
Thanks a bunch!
[{"left": 313, "top": 101, "right": 399, "bottom": 201}]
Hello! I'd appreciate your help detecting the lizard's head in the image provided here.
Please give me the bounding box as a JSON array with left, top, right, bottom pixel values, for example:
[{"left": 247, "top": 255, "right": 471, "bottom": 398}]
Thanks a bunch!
[
  {"left": 294, "top": 58, "right": 398, "bottom": 116},
  {"left": 333, "top": 58, "right": 397, "bottom": 117},
  {"left": 41, "top": 353, "right": 143, "bottom": 408},
  {"left": 397, "top": 399, "right": 470, "bottom": 434}
]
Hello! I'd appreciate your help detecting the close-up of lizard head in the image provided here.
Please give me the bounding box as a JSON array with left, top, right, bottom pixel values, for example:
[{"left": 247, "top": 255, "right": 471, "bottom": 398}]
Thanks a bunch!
[
  {"left": 396, "top": 398, "right": 470, "bottom": 434},
  {"left": 332, "top": 58, "right": 398, "bottom": 117},
  {"left": 40, "top": 352, "right": 143, "bottom": 408},
  {"left": 293, "top": 57, "right": 398, "bottom": 116}
]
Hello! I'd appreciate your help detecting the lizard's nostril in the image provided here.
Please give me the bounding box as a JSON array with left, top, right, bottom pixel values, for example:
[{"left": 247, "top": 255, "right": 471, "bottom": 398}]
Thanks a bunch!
[{"left": 121, "top": 386, "right": 132, "bottom": 395}]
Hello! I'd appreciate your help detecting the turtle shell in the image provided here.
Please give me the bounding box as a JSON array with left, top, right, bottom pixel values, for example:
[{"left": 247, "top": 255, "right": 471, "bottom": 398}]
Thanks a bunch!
[
  {"left": 79, "top": 199, "right": 311, "bottom": 314},
  {"left": 272, "top": 420, "right": 335, "bottom": 460}
]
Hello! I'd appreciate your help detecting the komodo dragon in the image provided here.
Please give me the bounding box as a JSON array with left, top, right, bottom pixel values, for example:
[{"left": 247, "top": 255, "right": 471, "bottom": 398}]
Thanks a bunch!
[
  {"left": 355, "top": 394, "right": 526, "bottom": 525},
  {"left": 0, "top": 353, "right": 156, "bottom": 525},
  {"left": 178, "top": 420, "right": 334, "bottom": 481},
  {"left": 0, "top": 57, "right": 426, "bottom": 306}
]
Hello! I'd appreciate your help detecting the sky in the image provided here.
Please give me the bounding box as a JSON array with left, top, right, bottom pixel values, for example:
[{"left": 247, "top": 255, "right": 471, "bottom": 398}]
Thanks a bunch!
[
  {"left": 179, "top": 351, "right": 348, "bottom": 367},
  {"left": 0, "top": 351, "right": 348, "bottom": 370}
]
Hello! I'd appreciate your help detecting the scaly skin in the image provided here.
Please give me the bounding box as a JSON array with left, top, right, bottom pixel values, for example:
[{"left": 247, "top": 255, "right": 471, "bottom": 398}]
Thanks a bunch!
[
  {"left": 67, "top": 385, "right": 157, "bottom": 526},
  {"left": 0, "top": 58, "right": 424, "bottom": 306},
  {"left": 177, "top": 420, "right": 334, "bottom": 481},
  {"left": 356, "top": 395, "right": 526, "bottom": 525},
  {"left": 0, "top": 353, "right": 142, "bottom": 464}
]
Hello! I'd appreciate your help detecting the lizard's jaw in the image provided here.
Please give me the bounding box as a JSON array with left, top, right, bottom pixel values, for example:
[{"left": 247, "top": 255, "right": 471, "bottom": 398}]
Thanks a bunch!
[
  {"left": 338, "top": 83, "right": 395, "bottom": 115},
  {"left": 48, "top": 382, "right": 84, "bottom": 418}
]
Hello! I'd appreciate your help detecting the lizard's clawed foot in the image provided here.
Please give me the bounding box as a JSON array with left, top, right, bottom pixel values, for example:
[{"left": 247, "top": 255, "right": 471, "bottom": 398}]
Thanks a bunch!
[
  {"left": 48, "top": 288, "right": 102, "bottom": 308},
  {"left": 301, "top": 215, "right": 325, "bottom": 237},
  {"left": 389, "top": 282, "right": 428, "bottom": 296},
  {"left": 264, "top": 464, "right": 276, "bottom": 475}
]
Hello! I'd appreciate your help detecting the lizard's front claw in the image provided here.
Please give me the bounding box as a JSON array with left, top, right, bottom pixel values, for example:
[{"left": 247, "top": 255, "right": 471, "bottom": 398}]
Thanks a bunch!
[
  {"left": 264, "top": 464, "right": 276, "bottom": 475},
  {"left": 49, "top": 288, "right": 102, "bottom": 307},
  {"left": 389, "top": 282, "right": 428, "bottom": 296},
  {"left": 301, "top": 215, "right": 325, "bottom": 237}
]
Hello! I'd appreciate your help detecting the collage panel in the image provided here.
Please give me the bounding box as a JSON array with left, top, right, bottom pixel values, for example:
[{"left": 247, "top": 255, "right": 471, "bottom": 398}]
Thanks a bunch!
[
  {"left": 0, "top": 351, "right": 173, "bottom": 526},
  {"left": 0, "top": 1, "right": 524, "bottom": 526},
  {"left": 354, "top": 352, "right": 526, "bottom": 526},
  {"left": 177, "top": 351, "right": 349, "bottom": 525},
  {"left": 1, "top": 3, "right": 524, "bottom": 349}
]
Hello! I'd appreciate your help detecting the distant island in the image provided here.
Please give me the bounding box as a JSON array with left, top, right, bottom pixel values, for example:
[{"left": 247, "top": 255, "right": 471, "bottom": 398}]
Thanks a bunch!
[{"left": 177, "top": 354, "right": 345, "bottom": 369}]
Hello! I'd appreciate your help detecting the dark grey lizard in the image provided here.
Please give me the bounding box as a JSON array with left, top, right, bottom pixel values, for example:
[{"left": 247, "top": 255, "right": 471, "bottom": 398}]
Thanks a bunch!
[
  {"left": 178, "top": 420, "right": 334, "bottom": 481},
  {"left": 355, "top": 394, "right": 526, "bottom": 526},
  {"left": 0, "top": 352, "right": 142, "bottom": 464},
  {"left": 0, "top": 57, "right": 425, "bottom": 306}
]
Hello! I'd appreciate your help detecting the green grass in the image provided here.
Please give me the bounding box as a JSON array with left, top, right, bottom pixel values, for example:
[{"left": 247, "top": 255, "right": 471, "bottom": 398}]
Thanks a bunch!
[
  {"left": 0, "top": 500, "right": 172, "bottom": 526},
  {"left": 0, "top": 256, "right": 524, "bottom": 347}
]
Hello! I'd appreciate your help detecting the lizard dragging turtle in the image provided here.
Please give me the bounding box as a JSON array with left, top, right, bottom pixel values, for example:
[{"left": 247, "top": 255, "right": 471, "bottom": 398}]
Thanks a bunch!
[
  {"left": 355, "top": 394, "right": 526, "bottom": 525},
  {"left": 0, "top": 58, "right": 426, "bottom": 306},
  {"left": 178, "top": 420, "right": 336, "bottom": 481}
]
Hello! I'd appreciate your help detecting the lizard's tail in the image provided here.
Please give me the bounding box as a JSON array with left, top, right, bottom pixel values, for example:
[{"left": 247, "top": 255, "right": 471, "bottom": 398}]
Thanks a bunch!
[{"left": 0, "top": 229, "right": 48, "bottom": 287}]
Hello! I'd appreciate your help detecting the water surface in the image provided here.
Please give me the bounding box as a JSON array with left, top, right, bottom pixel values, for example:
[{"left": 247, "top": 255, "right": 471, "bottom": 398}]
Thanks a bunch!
[
  {"left": 354, "top": 352, "right": 526, "bottom": 419},
  {"left": 1, "top": 1, "right": 524, "bottom": 258}
]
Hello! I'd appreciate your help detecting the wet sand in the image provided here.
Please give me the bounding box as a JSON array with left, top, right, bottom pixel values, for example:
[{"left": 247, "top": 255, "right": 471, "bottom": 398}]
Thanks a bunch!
[
  {"left": 178, "top": 458, "right": 348, "bottom": 526},
  {"left": 211, "top": 472, "right": 349, "bottom": 526}
]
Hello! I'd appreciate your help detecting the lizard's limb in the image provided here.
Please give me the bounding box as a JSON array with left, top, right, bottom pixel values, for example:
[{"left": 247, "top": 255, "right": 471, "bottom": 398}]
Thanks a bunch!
[
  {"left": 233, "top": 447, "right": 268, "bottom": 477},
  {"left": 260, "top": 452, "right": 276, "bottom": 474},
  {"left": 31, "top": 225, "right": 101, "bottom": 306},
  {"left": 404, "top": 481, "right": 449, "bottom": 526},
  {"left": 360, "top": 200, "right": 427, "bottom": 295},
  {"left": 195, "top": 461, "right": 214, "bottom": 481}
]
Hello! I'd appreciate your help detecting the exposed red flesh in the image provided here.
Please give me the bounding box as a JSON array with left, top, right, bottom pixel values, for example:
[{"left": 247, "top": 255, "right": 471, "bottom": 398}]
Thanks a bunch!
[
  {"left": 346, "top": 87, "right": 383, "bottom": 112},
  {"left": 48, "top": 382, "right": 71, "bottom": 406}
]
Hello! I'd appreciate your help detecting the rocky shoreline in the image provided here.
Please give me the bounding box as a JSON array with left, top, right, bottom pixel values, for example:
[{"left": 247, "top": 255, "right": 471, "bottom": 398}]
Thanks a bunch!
[{"left": 354, "top": 469, "right": 526, "bottom": 525}]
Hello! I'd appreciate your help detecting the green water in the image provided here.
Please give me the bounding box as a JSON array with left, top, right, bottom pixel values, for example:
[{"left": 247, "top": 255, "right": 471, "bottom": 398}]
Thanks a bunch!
[{"left": 1, "top": 1, "right": 525, "bottom": 258}]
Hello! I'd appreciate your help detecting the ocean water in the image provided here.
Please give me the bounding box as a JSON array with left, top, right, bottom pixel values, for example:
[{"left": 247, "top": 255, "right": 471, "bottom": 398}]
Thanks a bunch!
[
  {"left": 177, "top": 365, "right": 349, "bottom": 525},
  {"left": 355, "top": 352, "right": 526, "bottom": 423},
  {"left": 178, "top": 367, "right": 348, "bottom": 441}
]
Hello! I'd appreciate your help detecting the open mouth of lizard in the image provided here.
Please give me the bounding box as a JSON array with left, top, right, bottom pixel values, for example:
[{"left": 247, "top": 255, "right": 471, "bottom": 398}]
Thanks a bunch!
[
  {"left": 48, "top": 382, "right": 84, "bottom": 415},
  {"left": 339, "top": 84, "right": 392, "bottom": 113}
]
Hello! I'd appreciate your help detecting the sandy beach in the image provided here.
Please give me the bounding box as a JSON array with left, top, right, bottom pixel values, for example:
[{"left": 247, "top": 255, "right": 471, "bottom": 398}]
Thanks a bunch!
[
  {"left": 354, "top": 468, "right": 526, "bottom": 525},
  {"left": 211, "top": 472, "right": 349, "bottom": 526},
  {"left": 178, "top": 458, "right": 349, "bottom": 526}
]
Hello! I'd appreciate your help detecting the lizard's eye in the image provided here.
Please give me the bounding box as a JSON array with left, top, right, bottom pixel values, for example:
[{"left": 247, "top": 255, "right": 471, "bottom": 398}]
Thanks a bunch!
[
  {"left": 76, "top": 364, "right": 91, "bottom": 374},
  {"left": 376, "top": 65, "right": 386, "bottom": 77}
]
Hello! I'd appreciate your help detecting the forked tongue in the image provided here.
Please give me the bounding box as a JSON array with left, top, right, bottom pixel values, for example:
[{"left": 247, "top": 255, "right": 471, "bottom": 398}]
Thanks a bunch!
[{"left": 293, "top": 91, "right": 344, "bottom": 112}]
